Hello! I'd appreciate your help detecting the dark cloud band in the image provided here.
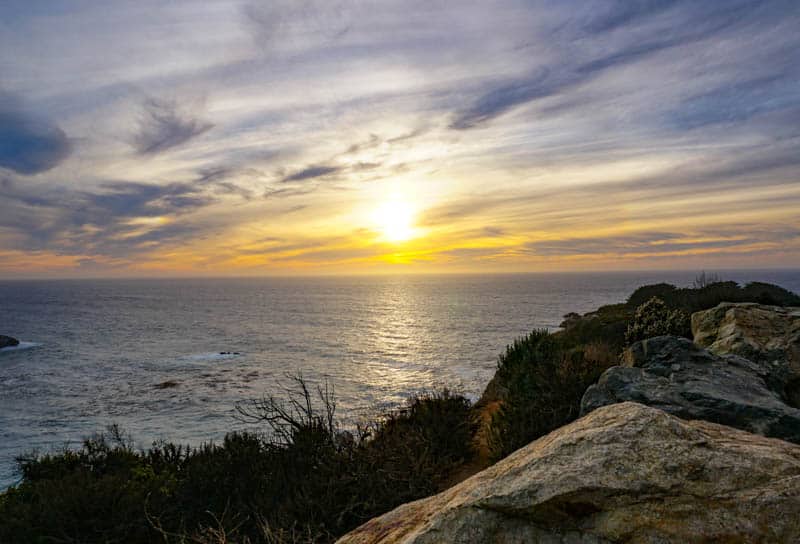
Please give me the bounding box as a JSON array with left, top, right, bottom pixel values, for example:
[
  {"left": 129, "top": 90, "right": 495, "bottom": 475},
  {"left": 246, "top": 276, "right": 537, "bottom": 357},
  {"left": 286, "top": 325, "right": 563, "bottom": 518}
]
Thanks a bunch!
[{"left": 0, "top": 92, "right": 72, "bottom": 175}]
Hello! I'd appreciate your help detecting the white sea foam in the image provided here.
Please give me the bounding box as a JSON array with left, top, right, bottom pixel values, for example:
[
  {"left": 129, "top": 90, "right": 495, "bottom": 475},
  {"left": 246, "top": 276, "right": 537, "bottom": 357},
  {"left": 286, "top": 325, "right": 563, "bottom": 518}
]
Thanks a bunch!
[{"left": 185, "top": 351, "right": 243, "bottom": 362}]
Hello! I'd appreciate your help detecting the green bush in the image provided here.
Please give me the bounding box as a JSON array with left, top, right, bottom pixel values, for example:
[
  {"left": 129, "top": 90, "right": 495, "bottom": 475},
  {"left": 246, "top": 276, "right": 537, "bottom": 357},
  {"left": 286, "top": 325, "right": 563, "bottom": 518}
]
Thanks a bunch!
[
  {"left": 625, "top": 297, "right": 690, "bottom": 345},
  {"left": 1, "top": 427, "right": 181, "bottom": 543},
  {"left": 486, "top": 330, "right": 615, "bottom": 461},
  {"left": 0, "top": 378, "right": 475, "bottom": 544},
  {"left": 556, "top": 303, "right": 631, "bottom": 353}
]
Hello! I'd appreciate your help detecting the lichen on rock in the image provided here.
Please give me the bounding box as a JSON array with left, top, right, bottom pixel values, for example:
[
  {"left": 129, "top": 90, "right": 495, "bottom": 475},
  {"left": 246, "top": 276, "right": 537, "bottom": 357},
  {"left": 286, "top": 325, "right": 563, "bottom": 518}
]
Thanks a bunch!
[{"left": 337, "top": 402, "right": 800, "bottom": 544}]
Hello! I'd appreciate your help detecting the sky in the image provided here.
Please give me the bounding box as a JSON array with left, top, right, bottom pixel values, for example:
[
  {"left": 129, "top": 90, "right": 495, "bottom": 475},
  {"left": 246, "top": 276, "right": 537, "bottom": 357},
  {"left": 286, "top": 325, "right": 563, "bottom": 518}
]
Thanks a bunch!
[{"left": 0, "top": 0, "right": 799, "bottom": 277}]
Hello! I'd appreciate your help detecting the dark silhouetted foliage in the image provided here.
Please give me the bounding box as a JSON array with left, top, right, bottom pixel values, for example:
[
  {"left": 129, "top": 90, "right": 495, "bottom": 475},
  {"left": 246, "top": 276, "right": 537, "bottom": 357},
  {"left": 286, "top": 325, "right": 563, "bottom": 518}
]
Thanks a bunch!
[
  {"left": 556, "top": 303, "right": 631, "bottom": 353},
  {"left": 0, "top": 377, "right": 474, "bottom": 544},
  {"left": 626, "top": 283, "right": 679, "bottom": 309},
  {"left": 624, "top": 279, "right": 800, "bottom": 343},
  {"left": 486, "top": 330, "right": 616, "bottom": 461},
  {"left": 628, "top": 279, "right": 800, "bottom": 315}
]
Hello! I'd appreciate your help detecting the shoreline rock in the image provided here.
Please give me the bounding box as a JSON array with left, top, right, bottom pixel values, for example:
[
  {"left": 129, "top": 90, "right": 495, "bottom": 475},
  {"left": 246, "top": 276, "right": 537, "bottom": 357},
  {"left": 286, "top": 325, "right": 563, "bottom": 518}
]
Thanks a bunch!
[
  {"left": 337, "top": 402, "right": 800, "bottom": 543},
  {"left": 580, "top": 335, "right": 800, "bottom": 443},
  {"left": 581, "top": 303, "right": 800, "bottom": 443},
  {"left": 692, "top": 302, "right": 800, "bottom": 406}
]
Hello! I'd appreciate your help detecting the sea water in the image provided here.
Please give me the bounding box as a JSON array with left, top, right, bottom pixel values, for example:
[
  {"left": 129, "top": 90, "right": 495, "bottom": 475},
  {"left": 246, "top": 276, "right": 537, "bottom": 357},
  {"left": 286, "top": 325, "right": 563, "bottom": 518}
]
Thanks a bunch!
[{"left": 1, "top": 270, "right": 799, "bottom": 488}]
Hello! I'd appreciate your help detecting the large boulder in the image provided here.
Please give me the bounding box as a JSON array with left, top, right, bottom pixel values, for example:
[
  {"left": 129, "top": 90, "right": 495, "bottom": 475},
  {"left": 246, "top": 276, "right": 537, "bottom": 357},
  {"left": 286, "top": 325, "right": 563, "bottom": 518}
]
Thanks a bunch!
[
  {"left": 338, "top": 402, "right": 800, "bottom": 544},
  {"left": 692, "top": 302, "right": 800, "bottom": 405},
  {"left": 581, "top": 335, "right": 800, "bottom": 442},
  {"left": 0, "top": 335, "right": 19, "bottom": 349}
]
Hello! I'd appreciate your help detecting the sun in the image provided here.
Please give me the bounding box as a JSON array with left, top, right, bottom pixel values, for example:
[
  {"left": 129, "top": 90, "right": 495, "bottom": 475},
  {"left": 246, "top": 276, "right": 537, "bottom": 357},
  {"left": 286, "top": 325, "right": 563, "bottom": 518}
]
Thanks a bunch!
[{"left": 373, "top": 199, "right": 415, "bottom": 242}]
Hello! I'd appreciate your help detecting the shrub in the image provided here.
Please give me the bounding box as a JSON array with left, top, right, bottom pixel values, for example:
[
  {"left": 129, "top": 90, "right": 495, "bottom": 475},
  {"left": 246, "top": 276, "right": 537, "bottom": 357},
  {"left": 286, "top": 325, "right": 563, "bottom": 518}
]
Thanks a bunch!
[
  {"left": 1, "top": 427, "right": 181, "bottom": 543},
  {"left": 0, "top": 377, "right": 475, "bottom": 544},
  {"left": 741, "top": 282, "right": 800, "bottom": 306},
  {"left": 350, "top": 389, "right": 475, "bottom": 517},
  {"left": 627, "top": 283, "right": 678, "bottom": 309},
  {"left": 556, "top": 303, "right": 631, "bottom": 352},
  {"left": 628, "top": 280, "right": 800, "bottom": 315},
  {"left": 625, "top": 297, "right": 690, "bottom": 345},
  {"left": 486, "top": 330, "right": 615, "bottom": 461}
]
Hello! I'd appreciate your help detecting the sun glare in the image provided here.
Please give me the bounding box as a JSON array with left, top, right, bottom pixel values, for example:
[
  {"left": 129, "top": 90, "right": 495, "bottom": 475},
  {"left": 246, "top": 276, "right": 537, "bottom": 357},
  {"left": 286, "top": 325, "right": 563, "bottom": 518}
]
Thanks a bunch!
[{"left": 373, "top": 199, "right": 415, "bottom": 242}]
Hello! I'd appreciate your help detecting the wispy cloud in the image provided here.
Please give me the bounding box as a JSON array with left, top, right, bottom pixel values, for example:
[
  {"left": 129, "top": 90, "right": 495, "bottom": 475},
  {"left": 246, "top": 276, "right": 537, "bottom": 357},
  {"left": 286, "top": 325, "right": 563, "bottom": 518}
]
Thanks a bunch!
[
  {"left": 0, "top": 174, "right": 251, "bottom": 259},
  {"left": 281, "top": 164, "right": 342, "bottom": 183},
  {"left": 526, "top": 226, "right": 800, "bottom": 258},
  {"left": 451, "top": 1, "right": 798, "bottom": 129},
  {"left": 582, "top": 0, "right": 681, "bottom": 34},
  {"left": 243, "top": 0, "right": 351, "bottom": 53},
  {"left": 668, "top": 73, "right": 800, "bottom": 130},
  {"left": 133, "top": 97, "right": 213, "bottom": 155}
]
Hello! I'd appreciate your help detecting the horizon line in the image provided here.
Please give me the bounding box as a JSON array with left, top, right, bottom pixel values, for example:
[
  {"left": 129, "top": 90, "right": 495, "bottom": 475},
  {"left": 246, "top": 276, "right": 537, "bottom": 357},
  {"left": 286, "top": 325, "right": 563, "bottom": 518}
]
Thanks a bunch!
[{"left": 1, "top": 266, "right": 798, "bottom": 282}]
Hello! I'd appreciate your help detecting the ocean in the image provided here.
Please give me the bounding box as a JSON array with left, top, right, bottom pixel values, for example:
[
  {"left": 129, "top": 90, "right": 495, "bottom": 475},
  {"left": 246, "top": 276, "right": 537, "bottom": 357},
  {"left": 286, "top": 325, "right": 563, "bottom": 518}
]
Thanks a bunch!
[{"left": 1, "top": 270, "right": 799, "bottom": 488}]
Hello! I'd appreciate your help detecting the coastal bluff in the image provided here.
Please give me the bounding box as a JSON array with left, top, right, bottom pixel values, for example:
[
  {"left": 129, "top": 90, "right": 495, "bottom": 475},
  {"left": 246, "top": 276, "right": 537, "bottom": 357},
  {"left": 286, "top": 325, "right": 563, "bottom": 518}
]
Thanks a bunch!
[{"left": 339, "top": 302, "right": 800, "bottom": 543}]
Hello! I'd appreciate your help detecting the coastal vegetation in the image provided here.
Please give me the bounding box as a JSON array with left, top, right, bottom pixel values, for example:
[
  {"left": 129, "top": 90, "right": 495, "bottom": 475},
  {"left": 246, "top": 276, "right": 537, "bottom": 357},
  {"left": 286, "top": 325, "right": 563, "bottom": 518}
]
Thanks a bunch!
[
  {"left": 624, "top": 297, "right": 689, "bottom": 345},
  {"left": 1, "top": 278, "right": 799, "bottom": 543},
  {"left": 0, "top": 382, "right": 474, "bottom": 543}
]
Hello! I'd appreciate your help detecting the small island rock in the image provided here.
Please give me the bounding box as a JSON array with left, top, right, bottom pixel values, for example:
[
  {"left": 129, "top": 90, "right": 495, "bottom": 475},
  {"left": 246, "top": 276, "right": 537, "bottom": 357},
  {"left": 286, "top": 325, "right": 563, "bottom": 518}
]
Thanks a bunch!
[{"left": 0, "top": 335, "right": 20, "bottom": 349}]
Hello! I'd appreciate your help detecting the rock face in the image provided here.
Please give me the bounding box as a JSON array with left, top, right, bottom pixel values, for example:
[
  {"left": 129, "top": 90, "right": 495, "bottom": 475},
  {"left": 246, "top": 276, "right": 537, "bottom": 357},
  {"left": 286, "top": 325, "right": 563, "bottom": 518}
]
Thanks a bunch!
[
  {"left": 580, "top": 335, "right": 800, "bottom": 442},
  {"left": 0, "top": 335, "right": 19, "bottom": 349},
  {"left": 582, "top": 303, "right": 800, "bottom": 442},
  {"left": 338, "top": 402, "right": 800, "bottom": 544},
  {"left": 692, "top": 302, "right": 800, "bottom": 406}
]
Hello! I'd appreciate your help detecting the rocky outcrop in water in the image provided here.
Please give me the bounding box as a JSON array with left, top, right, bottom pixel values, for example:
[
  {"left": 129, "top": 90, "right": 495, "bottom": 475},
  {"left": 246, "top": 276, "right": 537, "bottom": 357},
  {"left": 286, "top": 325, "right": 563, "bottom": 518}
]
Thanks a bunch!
[
  {"left": 0, "top": 335, "right": 19, "bottom": 349},
  {"left": 337, "top": 402, "right": 800, "bottom": 544}
]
